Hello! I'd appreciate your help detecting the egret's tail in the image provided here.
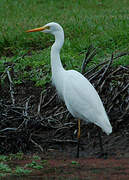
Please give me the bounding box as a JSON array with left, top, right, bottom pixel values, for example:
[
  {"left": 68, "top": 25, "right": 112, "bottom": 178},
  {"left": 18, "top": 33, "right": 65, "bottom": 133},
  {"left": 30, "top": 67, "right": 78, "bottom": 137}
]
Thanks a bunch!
[
  {"left": 103, "top": 123, "right": 112, "bottom": 135},
  {"left": 94, "top": 116, "right": 112, "bottom": 135}
]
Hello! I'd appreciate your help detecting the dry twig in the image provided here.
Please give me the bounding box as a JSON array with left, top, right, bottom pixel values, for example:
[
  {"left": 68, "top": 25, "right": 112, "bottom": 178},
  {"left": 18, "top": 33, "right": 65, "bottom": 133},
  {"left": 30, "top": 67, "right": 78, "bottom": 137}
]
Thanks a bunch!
[
  {"left": 6, "top": 68, "right": 15, "bottom": 105},
  {"left": 81, "top": 45, "right": 97, "bottom": 74}
]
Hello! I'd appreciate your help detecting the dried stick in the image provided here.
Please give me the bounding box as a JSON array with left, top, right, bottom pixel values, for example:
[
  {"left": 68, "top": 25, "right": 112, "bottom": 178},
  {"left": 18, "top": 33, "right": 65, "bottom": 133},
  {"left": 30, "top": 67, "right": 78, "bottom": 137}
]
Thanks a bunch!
[
  {"left": 85, "top": 51, "right": 129, "bottom": 77},
  {"left": 23, "top": 96, "right": 31, "bottom": 128},
  {"left": 89, "top": 64, "right": 107, "bottom": 81},
  {"left": 17, "top": 116, "right": 30, "bottom": 130},
  {"left": 37, "top": 91, "right": 44, "bottom": 115},
  {"left": 108, "top": 83, "right": 129, "bottom": 114},
  {"left": 101, "top": 66, "right": 125, "bottom": 92},
  {"left": 0, "top": 128, "right": 17, "bottom": 133},
  {"left": 6, "top": 68, "right": 15, "bottom": 105},
  {"left": 107, "top": 66, "right": 122, "bottom": 76},
  {"left": 112, "top": 83, "right": 129, "bottom": 102},
  {"left": 81, "top": 45, "right": 93, "bottom": 74},
  {"left": 36, "top": 139, "right": 77, "bottom": 144},
  {"left": 52, "top": 139, "right": 77, "bottom": 143},
  {"left": 30, "top": 138, "right": 43, "bottom": 152},
  {"left": 96, "top": 53, "right": 113, "bottom": 89},
  {"left": 120, "top": 65, "right": 129, "bottom": 71},
  {"left": 81, "top": 46, "right": 97, "bottom": 74},
  {"left": 118, "top": 104, "right": 129, "bottom": 121},
  {"left": 114, "top": 51, "right": 129, "bottom": 60},
  {"left": 53, "top": 110, "right": 68, "bottom": 117},
  {"left": 23, "top": 96, "right": 32, "bottom": 117},
  {"left": 42, "top": 93, "right": 56, "bottom": 108},
  {"left": 85, "top": 61, "right": 108, "bottom": 77}
]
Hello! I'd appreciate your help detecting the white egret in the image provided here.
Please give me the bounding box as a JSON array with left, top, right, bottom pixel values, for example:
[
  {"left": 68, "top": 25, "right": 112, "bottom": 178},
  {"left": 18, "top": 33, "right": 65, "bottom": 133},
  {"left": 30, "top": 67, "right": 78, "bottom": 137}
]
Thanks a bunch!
[{"left": 26, "top": 22, "right": 112, "bottom": 157}]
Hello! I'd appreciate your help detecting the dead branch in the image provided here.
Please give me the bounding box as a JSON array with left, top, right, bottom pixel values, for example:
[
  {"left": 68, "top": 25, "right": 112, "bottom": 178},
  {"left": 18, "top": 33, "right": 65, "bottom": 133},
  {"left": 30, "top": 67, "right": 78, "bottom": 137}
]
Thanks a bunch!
[
  {"left": 23, "top": 96, "right": 32, "bottom": 117},
  {"left": 108, "top": 83, "right": 129, "bottom": 114},
  {"left": 0, "top": 128, "right": 17, "bottom": 133},
  {"left": 30, "top": 138, "right": 44, "bottom": 152},
  {"left": 37, "top": 91, "right": 44, "bottom": 115},
  {"left": 42, "top": 93, "right": 56, "bottom": 108},
  {"left": 96, "top": 54, "right": 114, "bottom": 90},
  {"left": 6, "top": 68, "right": 15, "bottom": 105},
  {"left": 81, "top": 45, "right": 97, "bottom": 74},
  {"left": 84, "top": 51, "right": 129, "bottom": 77}
]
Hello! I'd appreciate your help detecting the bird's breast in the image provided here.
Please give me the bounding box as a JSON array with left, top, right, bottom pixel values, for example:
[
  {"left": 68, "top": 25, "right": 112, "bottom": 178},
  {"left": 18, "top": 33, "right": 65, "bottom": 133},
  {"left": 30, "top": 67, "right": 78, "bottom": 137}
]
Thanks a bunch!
[{"left": 52, "top": 69, "right": 66, "bottom": 101}]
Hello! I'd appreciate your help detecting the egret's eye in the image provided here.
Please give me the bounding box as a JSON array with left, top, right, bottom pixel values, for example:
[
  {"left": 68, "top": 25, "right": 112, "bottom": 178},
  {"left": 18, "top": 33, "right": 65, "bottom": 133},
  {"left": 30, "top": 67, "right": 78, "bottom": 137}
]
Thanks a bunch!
[{"left": 45, "top": 26, "right": 50, "bottom": 30}]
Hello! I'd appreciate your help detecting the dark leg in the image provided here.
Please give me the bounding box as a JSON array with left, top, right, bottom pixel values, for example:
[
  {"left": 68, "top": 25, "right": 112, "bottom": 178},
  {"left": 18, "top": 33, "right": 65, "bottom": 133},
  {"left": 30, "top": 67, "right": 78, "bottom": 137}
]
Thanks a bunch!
[
  {"left": 98, "top": 130, "right": 108, "bottom": 158},
  {"left": 76, "top": 119, "right": 80, "bottom": 158},
  {"left": 98, "top": 130, "right": 104, "bottom": 154}
]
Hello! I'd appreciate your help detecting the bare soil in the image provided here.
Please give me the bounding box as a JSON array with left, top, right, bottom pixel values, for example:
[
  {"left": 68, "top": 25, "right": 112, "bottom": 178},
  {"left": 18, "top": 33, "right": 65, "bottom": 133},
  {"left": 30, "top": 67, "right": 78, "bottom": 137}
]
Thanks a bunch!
[{"left": 2, "top": 152, "right": 129, "bottom": 180}]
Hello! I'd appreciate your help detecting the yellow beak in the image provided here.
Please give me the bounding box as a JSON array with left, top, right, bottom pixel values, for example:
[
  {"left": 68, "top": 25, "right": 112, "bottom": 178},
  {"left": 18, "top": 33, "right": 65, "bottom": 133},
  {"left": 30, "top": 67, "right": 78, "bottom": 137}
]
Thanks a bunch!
[{"left": 26, "top": 26, "right": 49, "bottom": 33}]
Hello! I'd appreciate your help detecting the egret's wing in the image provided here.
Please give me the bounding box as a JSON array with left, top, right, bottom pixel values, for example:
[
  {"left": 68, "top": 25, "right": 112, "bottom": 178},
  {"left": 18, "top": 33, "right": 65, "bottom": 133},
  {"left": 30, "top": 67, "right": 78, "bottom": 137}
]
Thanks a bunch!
[
  {"left": 63, "top": 70, "right": 112, "bottom": 134},
  {"left": 63, "top": 70, "right": 101, "bottom": 120}
]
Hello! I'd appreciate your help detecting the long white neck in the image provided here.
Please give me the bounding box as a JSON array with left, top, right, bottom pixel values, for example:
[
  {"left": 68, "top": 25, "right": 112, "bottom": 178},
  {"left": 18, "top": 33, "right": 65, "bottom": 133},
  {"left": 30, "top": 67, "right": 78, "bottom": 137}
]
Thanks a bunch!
[{"left": 51, "top": 30, "right": 64, "bottom": 77}]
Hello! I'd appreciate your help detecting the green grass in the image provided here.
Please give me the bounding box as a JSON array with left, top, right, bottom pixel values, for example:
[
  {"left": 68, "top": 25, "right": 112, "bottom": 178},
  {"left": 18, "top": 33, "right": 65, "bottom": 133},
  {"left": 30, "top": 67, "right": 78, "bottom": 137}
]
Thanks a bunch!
[
  {"left": 14, "top": 166, "right": 32, "bottom": 175},
  {"left": 0, "top": 0, "right": 129, "bottom": 86},
  {"left": 25, "top": 160, "right": 43, "bottom": 170},
  {"left": 0, "top": 154, "right": 44, "bottom": 177},
  {"left": 0, "top": 153, "right": 24, "bottom": 162},
  {"left": 0, "top": 162, "right": 11, "bottom": 173}
]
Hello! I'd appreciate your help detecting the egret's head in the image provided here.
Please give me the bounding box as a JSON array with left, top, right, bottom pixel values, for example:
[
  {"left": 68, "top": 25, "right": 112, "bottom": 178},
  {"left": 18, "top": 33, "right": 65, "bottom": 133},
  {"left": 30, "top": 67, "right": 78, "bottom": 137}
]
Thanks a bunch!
[{"left": 26, "top": 22, "right": 63, "bottom": 35}]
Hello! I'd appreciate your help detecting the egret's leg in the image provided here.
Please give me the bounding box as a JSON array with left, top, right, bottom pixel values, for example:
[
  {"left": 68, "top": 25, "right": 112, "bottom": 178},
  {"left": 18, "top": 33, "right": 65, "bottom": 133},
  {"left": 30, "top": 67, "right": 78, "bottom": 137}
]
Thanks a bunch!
[
  {"left": 98, "top": 130, "right": 104, "bottom": 154},
  {"left": 98, "top": 130, "right": 109, "bottom": 159},
  {"left": 76, "top": 119, "right": 81, "bottom": 158}
]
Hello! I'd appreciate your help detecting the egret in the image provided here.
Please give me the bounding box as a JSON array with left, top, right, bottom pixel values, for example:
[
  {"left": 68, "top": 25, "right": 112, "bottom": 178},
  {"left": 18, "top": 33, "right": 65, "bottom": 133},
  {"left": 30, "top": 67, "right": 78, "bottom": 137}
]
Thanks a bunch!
[{"left": 26, "top": 22, "right": 112, "bottom": 158}]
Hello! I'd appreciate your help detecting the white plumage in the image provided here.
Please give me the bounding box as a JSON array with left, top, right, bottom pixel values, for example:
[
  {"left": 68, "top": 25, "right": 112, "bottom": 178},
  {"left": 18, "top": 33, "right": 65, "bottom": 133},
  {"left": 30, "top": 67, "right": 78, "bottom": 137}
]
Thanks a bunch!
[{"left": 26, "top": 22, "right": 112, "bottom": 135}]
